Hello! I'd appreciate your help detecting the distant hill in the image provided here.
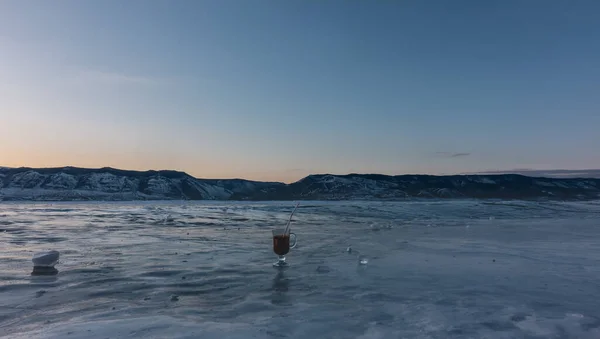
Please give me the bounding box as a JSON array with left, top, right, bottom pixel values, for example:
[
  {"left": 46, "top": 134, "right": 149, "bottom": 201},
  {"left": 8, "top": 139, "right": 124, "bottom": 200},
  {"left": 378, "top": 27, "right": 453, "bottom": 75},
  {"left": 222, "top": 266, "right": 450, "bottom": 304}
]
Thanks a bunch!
[
  {"left": 0, "top": 166, "right": 599, "bottom": 201},
  {"left": 468, "top": 169, "right": 600, "bottom": 179},
  {"left": 0, "top": 166, "right": 282, "bottom": 201},
  {"left": 234, "top": 173, "right": 600, "bottom": 201}
]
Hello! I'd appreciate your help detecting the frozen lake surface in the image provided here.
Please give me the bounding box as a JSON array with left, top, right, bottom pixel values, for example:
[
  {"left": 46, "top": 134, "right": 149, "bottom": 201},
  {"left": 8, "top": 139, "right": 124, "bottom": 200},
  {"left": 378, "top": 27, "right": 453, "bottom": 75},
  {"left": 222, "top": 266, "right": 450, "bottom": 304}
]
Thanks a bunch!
[{"left": 1, "top": 200, "right": 600, "bottom": 338}]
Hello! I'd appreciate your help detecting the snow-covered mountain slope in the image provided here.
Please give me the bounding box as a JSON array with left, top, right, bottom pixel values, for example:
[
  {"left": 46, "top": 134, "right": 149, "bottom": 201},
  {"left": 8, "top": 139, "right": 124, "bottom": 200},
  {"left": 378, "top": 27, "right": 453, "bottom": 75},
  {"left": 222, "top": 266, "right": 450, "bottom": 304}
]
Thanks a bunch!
[
  {"left": 238, "top": 173, "right": 600, "bottom": 201},
  {"left": 1, "top": 167, "right": 599, "bottom": 201},
  {"left": 0, "top": 167, "right": 282, "bottom": 201}
]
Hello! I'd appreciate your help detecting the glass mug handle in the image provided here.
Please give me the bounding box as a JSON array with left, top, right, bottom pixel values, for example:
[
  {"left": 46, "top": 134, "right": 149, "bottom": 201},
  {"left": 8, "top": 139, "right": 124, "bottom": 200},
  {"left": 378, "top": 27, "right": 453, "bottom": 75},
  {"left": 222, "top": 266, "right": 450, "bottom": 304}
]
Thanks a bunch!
[{"left": 289, "top": 232, "right": 297, "bottom": 249}]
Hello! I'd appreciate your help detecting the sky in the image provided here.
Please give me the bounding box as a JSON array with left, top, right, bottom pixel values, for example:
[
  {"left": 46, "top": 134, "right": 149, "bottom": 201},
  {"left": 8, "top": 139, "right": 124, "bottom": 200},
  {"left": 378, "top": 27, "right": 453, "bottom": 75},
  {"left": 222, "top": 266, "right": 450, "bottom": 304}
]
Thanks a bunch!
[{"left": 0, "top": 0, "right": 599, "bottom": 183}]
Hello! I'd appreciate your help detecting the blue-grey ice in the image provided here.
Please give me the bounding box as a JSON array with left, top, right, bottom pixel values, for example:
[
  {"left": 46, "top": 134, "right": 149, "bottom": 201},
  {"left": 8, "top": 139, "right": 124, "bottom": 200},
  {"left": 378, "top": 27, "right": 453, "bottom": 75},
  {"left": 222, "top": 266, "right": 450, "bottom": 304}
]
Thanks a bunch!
[{"left": 1, "top": 200, "right": 599, "bottom": 338}]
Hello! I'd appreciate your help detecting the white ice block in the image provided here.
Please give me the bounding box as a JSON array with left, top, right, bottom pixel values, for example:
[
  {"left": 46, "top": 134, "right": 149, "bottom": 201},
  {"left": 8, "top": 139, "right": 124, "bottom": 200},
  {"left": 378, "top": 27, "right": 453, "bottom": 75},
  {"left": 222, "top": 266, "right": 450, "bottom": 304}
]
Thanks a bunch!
[{"left": 32, "top": 250, "right": 60, "bottom": 267}]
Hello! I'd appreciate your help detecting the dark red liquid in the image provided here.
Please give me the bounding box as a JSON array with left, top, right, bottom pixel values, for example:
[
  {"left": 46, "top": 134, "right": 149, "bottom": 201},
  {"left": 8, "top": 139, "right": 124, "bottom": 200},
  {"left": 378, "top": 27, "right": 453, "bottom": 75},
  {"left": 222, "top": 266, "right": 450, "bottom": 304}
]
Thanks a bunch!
[{"left": 273, "top": 235, "right": 290, "bottom": 255}]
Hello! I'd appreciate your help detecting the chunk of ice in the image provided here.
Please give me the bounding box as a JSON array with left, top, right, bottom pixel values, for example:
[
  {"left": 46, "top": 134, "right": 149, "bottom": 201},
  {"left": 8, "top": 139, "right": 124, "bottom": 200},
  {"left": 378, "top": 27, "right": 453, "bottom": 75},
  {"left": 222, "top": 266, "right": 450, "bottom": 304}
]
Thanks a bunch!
[
  {"left": 358, "top": 255, "right": 368, "bottom": 265},
  {"left": 32, "top": 250, "right": 59, "bottom": 267}
]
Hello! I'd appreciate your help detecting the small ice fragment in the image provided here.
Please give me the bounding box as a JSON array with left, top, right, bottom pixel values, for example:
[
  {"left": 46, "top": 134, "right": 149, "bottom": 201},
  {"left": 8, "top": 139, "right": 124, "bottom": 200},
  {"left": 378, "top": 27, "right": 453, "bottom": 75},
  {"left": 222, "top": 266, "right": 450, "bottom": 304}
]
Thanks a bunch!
[
  {"left": 163, "top": 214, "right": 174, "bottom": 224},
  {"left": 358, "top": 255, "right": 368, "bottom": 265},
  {"left": 346, "top": 246, "right": 352, "bottom": 253},
  {"left": 32, "top": 250, "right": 59, "bottom": 276},
  {"left": 32, "top": 250, "right": 59, "bottom": 267}
]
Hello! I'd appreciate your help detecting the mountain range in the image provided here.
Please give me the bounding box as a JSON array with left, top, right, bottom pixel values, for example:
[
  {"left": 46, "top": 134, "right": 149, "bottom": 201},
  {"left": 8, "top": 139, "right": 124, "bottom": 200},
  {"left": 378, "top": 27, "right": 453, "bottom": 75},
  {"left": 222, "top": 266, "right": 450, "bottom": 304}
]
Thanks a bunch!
[{"left": 0, "top": 166, "right": 599, "bottom": 201}]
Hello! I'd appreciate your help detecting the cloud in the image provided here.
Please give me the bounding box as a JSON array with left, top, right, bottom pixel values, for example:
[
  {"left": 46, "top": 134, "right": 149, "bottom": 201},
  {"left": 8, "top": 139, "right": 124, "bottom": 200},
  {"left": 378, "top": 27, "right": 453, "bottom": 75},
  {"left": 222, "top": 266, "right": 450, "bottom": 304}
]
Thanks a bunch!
[
  {"left": 435, "top": 152, "right": 471, "bottom": 158},
  {"left": 73, "top": 70, "right": 161, "bottom": 86},
  {"left": 451, "top": 152, "right": 470, "bottom": 158}
]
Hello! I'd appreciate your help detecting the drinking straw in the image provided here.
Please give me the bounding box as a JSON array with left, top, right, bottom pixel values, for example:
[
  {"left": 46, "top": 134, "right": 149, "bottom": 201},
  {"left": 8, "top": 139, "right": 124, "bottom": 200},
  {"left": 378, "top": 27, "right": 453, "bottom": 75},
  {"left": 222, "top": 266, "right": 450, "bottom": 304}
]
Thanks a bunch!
[{"left": 283, "top": 202, "right": 299, "bottom": 235}]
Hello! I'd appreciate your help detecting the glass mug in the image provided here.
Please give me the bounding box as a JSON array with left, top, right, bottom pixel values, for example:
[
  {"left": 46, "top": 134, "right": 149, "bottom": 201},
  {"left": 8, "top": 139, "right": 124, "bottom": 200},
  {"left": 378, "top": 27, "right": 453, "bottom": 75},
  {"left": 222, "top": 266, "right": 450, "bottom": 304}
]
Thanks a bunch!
[{"left": 272, "top": 228, "right": 297, "bottom": 267}]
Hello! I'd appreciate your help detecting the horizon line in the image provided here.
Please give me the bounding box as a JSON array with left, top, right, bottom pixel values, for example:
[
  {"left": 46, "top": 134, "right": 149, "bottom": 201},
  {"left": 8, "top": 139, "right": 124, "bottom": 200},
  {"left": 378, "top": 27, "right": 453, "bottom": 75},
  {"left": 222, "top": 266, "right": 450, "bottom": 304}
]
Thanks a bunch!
[{"left": 2, "top": 165, "right": 600, "bottom": 182}]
